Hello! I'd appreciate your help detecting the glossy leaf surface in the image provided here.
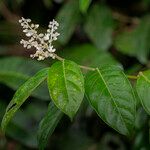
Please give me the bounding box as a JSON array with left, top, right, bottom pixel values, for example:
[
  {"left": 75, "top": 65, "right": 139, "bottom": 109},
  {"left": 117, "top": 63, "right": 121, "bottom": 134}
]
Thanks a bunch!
[
  {"left": 85, "top": 66, "right": 136, "bottom": 135},
  {"left": 56, "top": 0, "right": 80, "bottom": 44},
  {"left": 85, "top": 5, "right": 115, "bottom": 51},
  {"left": 38, "top": 102, "right": 63, "bottom": 150},
  {"left": 0, "top": 57, "right": 49, "bottom": 100},
  {"left": 48, "top": 60, "right": 84, "bottom": 119},
  {"left": 1, "top": 68, "right": 48, "bottom": 132},
  {"left": 136, "top": 71, "right": 150, "bottom": 115}
]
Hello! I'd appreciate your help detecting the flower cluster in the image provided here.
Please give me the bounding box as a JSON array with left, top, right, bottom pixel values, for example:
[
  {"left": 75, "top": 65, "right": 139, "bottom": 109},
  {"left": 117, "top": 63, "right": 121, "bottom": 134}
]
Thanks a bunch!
[{"left": 19, "top": 17, "right": 60, "bottom": 60}]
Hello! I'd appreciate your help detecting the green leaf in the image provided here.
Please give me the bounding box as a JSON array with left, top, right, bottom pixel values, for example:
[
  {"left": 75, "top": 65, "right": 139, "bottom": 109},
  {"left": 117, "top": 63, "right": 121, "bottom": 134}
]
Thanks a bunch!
[
  {"left": 0, "top": 57, "right": 49, "bottom": 100},
  {"left": 1, "top": 68, "right": 48, "bottom": 132},
  {"left": 0, "top": 101, "right": 7, "bottom": 120},
  {"left": 48, "top": 60, "right": 85, "bottom": 119},
  {"left": 0, "top": 101, "right": 47, "bottom": 148},
  {"left": 85, "top": 4, "right": 115, "bottom": 51},
  {"left": 115, "top": 16, "right": 150, "bottom": 64},
  {"left": 59, "top": 44, "right": 120, "bottom": 68},
  {"left": 37, "top": 102, "right": 63, "bottom": 150},
  {"left": 135, "top": 107, "right": 148, "bottom": 130},
  {"left": 56, "top": 0, "right": 80, "bottom": 45},
  {"left": 85, "top": 65, "right": 136, "bottom": 135},
  {"left": 79, "top": 0, "right": 92, "bottom": 13},
  {"left": 136, "top": 71, "right": 150, "bottom": 115}
]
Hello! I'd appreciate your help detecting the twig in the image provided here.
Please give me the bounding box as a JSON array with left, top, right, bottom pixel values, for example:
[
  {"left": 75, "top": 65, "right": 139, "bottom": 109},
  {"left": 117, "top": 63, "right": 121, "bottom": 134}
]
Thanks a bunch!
[
  {"left": 0, "top": 2, "right": 19, "bottom": 23},
  {"left": 54, "top": 54, "right": 96, "bottom": 71},
  {"left": 54, "top": 54, "right": 64, "bottom": 61},
  {"left": 79, "top": 65, "right": 96, "bottom": 71},
  {"left": 127, "top": 75, "right": 138, "bottom": 80},
  {"left": 112, "top": 11, "right": 140, "bottom": 25}
]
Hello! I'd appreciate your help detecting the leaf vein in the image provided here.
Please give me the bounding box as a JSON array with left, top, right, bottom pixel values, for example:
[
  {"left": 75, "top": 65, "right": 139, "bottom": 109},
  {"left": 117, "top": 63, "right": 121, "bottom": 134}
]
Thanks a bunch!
[{"left": 96, "top": 68, "right": 129, "bottom": 134}]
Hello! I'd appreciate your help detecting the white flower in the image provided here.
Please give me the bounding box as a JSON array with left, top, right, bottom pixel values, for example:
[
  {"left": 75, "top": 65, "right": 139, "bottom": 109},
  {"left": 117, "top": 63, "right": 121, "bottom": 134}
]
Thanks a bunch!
[
  {"left": 43, "top": 34, "right": 50, "bottom": 41},
  {"left": 19, "top": 17, "right": 60, "bottom": 60},
  {"left": 26, "top": 31, "right": 33, "bottom": 37}
]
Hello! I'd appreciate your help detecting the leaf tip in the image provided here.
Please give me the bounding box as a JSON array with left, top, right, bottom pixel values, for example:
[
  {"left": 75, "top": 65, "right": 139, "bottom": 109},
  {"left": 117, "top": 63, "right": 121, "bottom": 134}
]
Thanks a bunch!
[{"left": 68, "top": 114, "right": 74, "bottom": 122}]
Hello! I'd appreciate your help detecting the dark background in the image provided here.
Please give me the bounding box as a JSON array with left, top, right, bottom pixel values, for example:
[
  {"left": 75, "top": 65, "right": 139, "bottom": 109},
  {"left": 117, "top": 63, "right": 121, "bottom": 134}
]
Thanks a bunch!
[{"left": 0, "top": 0, "right": 150, "bottom": 149}]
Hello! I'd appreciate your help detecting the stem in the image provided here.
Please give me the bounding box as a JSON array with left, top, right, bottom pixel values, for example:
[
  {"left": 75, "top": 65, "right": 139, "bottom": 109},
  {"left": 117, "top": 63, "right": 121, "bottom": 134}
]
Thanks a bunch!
[
  {"left": 54, "top": 54, "right": 96, "bottom": 71},
  {"left": 0, "top": 2, "right": 19, "bottom": 23},
  {"left": 54, "top": 54, "right": 139, "bottom": 76},
  {"left": 112, "top": 11, "right": 139, "bottom": 25},
  {"left": 54, "top": 54, "right": 64, "bottom": 61},
  {"left": 79, "top": 65, "right": 96, "bottom": 71},
  {"left": 127, "top": 75, "right": 138, "bottom": 80}
]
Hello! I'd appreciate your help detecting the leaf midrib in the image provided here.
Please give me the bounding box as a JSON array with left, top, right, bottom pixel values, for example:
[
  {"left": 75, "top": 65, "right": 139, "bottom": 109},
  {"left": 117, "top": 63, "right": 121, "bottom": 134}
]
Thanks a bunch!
[
  {"left": 140, "top": 72, "right": 150, "bottom": 84},
  {"left": 62, "top": 60, "right": 69, "bottom": 103},
  {"left": 96, "top": 68, "right": 129, "bottom": 134},
  {"left": 1, "top": 69, "right": 48, "bottom": 131}
]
